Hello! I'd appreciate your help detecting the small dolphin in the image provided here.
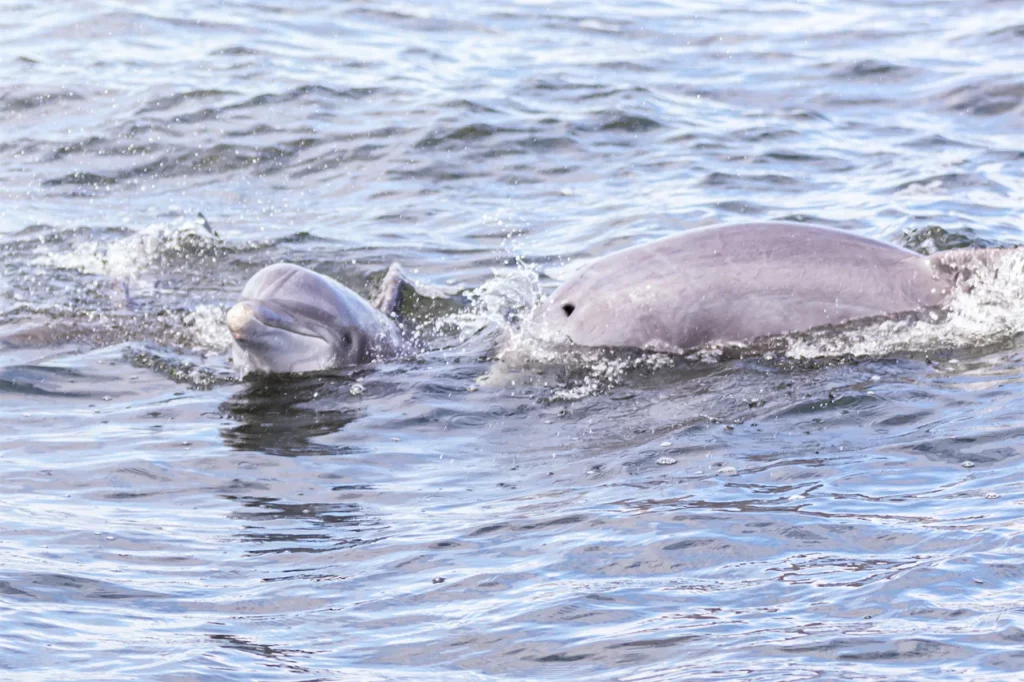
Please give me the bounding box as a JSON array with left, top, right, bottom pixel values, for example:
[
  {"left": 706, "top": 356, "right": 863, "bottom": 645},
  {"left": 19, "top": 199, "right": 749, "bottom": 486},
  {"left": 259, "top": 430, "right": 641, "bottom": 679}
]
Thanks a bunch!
[
  {"left": 534, "top": 221, "right": 996, "bottom": 352},
  {"left": 227, "top": 263, "right": 407, "bottom": 375}
]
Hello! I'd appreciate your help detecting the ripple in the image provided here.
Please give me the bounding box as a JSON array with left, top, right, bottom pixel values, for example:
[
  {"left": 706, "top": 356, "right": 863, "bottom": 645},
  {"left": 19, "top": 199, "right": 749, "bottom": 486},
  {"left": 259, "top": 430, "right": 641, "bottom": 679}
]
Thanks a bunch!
[
  {"left": 136, "top": 88, "right": 236, "bottom": 115},
  {"left": 0, "top": 365, "right": 99, "bottom": 398},
  {"left": 889, "top": 172, "right": 1011, "bottom": 196},
  {"left": 0, "top": 88, "right": 84, "bottom": 113},
  {"left": 700, "top": 171, "right": 800, "bottom": 188},
  {"left": 5, "top": 1, "right": 1024, "bottom": 680},
  {"left": 0, "top": 572, "right": 167, "bottom": 602},
  {"left": 595, "top": 114, "right": 663, "bottom": 132},
  {"left": 415, "top": 123, "right": 519, "bottom": 149},
  {"left": 986, "top": 24, "right": 1024, "bottom": 40},
  {"left": 41, "top": 170, "right": 117, "bottom": 187},
  {"left": 941, "top": 78, "right": 1024, "bottom": 116}
]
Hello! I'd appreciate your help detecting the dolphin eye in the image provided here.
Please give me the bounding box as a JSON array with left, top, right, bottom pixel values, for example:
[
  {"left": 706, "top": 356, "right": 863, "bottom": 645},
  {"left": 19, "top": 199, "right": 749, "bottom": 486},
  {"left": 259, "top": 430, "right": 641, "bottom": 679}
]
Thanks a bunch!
[
  {"left": 562, "top": 303, "right": 575, "bottom": 317},
  {"left": 342, "top": 332, "right": 352, "bottom": 345}
]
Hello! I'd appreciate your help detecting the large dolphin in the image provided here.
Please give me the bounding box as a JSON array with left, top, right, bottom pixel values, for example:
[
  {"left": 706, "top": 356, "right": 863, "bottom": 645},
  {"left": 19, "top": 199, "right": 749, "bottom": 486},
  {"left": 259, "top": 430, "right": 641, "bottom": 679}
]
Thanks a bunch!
[
  {"left": 227, "top": 263, "right": 406, "bottom": 375},
  {"left": 533, "top": 221, "right": 995, "bottom": 352}
]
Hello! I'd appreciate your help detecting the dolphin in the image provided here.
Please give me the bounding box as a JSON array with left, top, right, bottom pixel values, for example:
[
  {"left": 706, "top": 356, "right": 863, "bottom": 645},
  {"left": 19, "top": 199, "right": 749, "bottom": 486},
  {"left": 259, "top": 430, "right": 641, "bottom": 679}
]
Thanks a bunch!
[
  {"left": 533, "top": 221, "right": 996, "bottom": 352},
  {"left": 226, "top": 263, "right": 407, "bottom": 375}
]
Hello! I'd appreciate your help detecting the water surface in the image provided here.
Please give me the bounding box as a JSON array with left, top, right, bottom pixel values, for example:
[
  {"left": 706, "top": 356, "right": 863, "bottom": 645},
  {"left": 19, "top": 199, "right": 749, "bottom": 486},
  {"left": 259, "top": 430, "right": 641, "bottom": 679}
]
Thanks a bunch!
[{"left": 3, "top": 1, "right": 1024, "bottom": 680}]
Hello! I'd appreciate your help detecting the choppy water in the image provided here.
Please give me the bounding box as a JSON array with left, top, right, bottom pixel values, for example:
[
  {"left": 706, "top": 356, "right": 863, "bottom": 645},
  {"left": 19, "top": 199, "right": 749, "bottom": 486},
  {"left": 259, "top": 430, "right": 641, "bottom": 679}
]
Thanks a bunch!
[{"left": 3, "top": 1, "right": 1024, "bottom": 680}]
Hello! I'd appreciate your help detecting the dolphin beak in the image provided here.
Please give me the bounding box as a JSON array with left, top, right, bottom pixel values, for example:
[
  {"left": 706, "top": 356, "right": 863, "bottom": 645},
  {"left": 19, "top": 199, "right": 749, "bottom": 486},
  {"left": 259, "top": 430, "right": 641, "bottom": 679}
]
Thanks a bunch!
[{"left": 226, "top": 301, "right": 258, "bottom": 342}]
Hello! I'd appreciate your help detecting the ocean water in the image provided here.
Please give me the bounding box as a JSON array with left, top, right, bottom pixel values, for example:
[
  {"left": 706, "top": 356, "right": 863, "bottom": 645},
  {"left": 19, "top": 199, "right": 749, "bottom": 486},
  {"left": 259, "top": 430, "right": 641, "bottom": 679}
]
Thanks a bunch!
[{"left": 3, "top": 1, "right": 1024, "bottom": 680}]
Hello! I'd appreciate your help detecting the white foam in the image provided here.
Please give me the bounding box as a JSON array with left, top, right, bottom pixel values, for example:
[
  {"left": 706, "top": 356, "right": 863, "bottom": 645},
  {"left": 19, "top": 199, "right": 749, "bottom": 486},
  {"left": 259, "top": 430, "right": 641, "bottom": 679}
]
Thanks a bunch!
[
  {"left": 435, "top": 259, "right": 542, "bottom": 347},
  {"left": 33, "top": 215, "right": 220, "bottom": 284},
  {"left": 27, "top": 216, "right": 230, "bottom": 356},
  {"left": 183, "top": 304, "right": 233, "bottom": 354},
  {"left": 787, "top": 249, "right": 1024, "bottom": 359}
]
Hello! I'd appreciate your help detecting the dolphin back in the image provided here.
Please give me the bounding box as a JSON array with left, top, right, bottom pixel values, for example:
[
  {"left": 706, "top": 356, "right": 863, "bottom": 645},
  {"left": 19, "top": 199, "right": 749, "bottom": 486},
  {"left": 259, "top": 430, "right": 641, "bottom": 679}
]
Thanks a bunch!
[{"left": 536, "top": 222, "right": 957, "bottom": 351}]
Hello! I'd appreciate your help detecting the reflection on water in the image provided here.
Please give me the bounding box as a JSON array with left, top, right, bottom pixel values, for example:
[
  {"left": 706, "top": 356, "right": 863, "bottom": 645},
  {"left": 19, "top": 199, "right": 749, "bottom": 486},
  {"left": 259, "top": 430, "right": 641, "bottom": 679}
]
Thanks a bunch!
[{"left": 220, "top": 373, "right": 364, "bottom": 456}]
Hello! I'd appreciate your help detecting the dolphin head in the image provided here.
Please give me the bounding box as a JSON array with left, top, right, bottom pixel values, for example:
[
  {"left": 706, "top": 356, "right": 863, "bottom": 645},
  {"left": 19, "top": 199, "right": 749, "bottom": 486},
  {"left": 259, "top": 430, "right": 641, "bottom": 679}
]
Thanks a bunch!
[
  {"left": 532, "top": 262, "right": 662, "bottom": 350},
  {"left": 227, "top": 263, "right": 392, "bottom": 375},
  {"left": 532, "top": 271, "right": 609, "bottom": 347}
]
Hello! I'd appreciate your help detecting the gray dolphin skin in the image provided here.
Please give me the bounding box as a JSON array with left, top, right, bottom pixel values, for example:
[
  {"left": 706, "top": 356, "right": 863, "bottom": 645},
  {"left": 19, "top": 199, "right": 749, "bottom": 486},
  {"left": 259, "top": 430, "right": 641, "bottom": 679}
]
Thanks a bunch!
[
  {"left": 534, "top": 221, "right": 989, "bottom": 352},
  {"left": 227, "top": 263, "right": 403, "bottom": 375}
]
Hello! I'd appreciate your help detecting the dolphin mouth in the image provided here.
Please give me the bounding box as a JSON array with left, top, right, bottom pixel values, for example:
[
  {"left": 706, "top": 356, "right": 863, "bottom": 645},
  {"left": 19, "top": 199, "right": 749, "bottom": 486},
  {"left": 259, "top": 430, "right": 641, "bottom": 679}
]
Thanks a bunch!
[{"left": 226, "top": 300, "right": 325, "bottom": 344}]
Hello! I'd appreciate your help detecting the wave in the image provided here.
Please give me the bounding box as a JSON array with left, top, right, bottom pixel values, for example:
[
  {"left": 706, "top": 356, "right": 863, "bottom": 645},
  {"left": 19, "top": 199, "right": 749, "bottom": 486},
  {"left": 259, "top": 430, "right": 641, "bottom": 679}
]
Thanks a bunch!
[{"left": 31, "top": 214, "right": 223, "bottom": 281}]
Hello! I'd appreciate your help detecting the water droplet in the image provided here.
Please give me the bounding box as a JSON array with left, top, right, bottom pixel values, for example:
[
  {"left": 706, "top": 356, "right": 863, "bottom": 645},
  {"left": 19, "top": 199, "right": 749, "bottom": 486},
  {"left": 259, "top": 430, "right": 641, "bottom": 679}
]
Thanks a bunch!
[
  {"left": 349, "top": 383, "right": 365, "bottom": 396},
  {"left": 656, "top": 456, "right": 677, "bottom": 466},
  {"left": 433, "top": 577, "right": 446, "bottom": 584},
  {"left": 659, "top": 441, "right": 672, "bottom": 447},
  {"left": 962, "top": 460, "right": 975, "bottom": 468},
  {"left": 718, "top": 466, "right": 738, "bottom": 476},
  {"left": 985, "top": 492, "right": 1000, "bottom": 500}
]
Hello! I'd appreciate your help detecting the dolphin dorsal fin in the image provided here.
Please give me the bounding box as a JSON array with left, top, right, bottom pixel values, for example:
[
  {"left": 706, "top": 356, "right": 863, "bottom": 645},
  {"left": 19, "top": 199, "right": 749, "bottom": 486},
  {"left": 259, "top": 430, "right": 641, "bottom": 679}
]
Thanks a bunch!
[
  {"left": 372, "top": 263, "right": 467, "bottom": 317},
  {"left": 372, "top": 262, "right": 410, "bottom": 316}
]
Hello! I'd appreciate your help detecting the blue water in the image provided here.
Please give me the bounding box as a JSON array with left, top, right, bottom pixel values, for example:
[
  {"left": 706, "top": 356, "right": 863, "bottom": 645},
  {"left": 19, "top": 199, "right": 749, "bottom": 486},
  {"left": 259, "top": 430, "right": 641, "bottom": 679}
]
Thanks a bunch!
[{"left": 3, "top": 1, "right": 1024, "bottom": 680}]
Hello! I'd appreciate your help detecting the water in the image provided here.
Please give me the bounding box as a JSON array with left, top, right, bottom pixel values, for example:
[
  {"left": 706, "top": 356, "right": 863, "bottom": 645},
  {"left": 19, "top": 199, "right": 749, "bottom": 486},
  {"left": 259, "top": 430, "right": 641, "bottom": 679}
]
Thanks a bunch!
[{"left": 3, "top": 1, "right": 1024, "bottom": 680}]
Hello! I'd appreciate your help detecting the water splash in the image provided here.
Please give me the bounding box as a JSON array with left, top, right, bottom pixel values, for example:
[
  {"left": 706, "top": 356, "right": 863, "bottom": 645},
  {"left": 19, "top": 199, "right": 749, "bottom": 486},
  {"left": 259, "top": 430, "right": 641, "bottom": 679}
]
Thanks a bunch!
[
  {"left": 788, "top": 248, "right": 1024, "bottom": 359},
  {"left": 433, "top": 257, "right": 542, "bottom": 352},
  {"left": 432, "top": 256, "right": 676, "bottom": 399},
  {"left": 183, "top": 304, "right": 232, "bottom": 354},
  {"left": 12, "top": 216, "right": 234, "bottom": 358},
  {"left": 32, "top": 215, "right": 222, "bottom": 286}
]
